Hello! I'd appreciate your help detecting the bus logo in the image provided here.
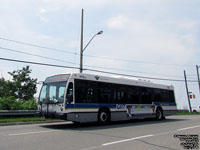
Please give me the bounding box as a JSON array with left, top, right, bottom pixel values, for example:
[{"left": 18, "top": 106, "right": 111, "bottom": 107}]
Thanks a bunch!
[
  {"left": 95, "top": 75, "right": 100, "bottom": 80},
  {"left": 116, "top": 104, "right": 125, "bottom": 110}
]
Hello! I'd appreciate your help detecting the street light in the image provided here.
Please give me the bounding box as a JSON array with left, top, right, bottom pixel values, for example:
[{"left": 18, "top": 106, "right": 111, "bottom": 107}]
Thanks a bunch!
[
  {"left": 82, "top": 31, "right": 103, "bottom": 52},
  {"left": 80, "top": 31, "right": 103, "bottom": 73}
]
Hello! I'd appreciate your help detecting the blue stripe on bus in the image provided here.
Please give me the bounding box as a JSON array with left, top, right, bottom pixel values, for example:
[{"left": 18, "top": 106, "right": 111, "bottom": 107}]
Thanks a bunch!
[
  {"left": 152, "top": 102, "right": 176, "bottom": 106},
  {"left": 66, "top": 102, "right": 176, "bottom": 109},
  {"left": 66, "top": 104, "right": 116, "bottom": 109}
]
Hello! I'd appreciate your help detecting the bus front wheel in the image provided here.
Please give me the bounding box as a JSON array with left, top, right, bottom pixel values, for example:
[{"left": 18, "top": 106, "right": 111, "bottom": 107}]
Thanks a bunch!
[{"left": 98, "top": 109, "right": 110, "bottom": 124}]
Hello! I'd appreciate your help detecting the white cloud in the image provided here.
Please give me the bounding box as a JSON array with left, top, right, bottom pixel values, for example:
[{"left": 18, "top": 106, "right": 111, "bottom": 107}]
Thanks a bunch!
[
  {"left": 107, "top": 15, "right": 131, "bottom": 29},
  {"left": 39, "top": 8, "right": 47, "bottom": 14}
]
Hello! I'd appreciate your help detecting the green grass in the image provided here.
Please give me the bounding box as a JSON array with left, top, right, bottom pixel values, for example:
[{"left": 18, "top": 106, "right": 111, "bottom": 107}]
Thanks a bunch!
[
  {"left": 176, "top": 112, "right": 200, "bottom": 115},
  {"left": 0, "top": 117, "right": 54, "bottom": 123}
]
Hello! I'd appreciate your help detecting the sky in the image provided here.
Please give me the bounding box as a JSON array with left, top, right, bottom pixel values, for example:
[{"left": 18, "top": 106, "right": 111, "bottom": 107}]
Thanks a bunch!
[{"left": 0, "top": 0, "right": 200, "bottom": 110}]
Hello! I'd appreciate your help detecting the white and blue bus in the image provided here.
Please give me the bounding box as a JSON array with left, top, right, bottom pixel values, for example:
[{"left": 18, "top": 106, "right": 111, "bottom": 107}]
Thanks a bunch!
[{"left": 38, "top": 73, "right": 177, "bottom": 123}]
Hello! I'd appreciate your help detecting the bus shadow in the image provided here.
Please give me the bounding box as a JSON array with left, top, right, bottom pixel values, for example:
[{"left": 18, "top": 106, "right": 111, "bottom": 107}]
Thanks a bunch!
[{"left": 41, "top": 117, "right": 187, "bottom": 131}]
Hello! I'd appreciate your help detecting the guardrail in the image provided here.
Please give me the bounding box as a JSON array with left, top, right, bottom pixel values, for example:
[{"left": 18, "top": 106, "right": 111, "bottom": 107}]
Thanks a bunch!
[{"left": 0, "top": 110, "right": 38, "bottom": 116}]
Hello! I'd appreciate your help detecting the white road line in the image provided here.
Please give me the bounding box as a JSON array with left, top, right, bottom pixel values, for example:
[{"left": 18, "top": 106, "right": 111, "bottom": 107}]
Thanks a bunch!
[
  {"left": 81, "top": 146, "right": 102, "bottom": 150},
  {"left": 81, "top": 124, "right": 200, "bottom": 150},
  {"left": 102, "top": 134, "right": 154, "bottom": 146},
  {"left": 177, "top": 125, "right": 200, "bottom": 131},
  {"left": 8, "top": 130, "right": 60, "bottom": 136}
]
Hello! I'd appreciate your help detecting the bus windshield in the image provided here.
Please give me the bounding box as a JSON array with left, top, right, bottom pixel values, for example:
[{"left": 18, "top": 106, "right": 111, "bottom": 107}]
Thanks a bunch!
[{"left": 39, "top": 81, "right": 67, "bottom": 104}]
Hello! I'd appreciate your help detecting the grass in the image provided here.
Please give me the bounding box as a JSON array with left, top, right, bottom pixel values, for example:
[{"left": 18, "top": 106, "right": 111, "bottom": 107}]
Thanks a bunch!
[
  {"left": 176, "top": 112, "right": 200, "bottom": 115},
  {"left": 0, "top": 117, "right": 54, "bottom": 123}
]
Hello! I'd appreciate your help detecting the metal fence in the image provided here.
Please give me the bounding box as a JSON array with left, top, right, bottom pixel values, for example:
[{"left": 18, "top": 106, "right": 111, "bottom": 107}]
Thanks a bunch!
[{"left": 0, "top": 110, "right": 38, "bottom": 116}]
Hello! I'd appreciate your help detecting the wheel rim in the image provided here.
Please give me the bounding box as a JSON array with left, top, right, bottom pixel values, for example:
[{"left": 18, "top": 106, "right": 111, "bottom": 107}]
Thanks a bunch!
[{"left": 100, "top": 112, "right": 107, "bottom": 122}]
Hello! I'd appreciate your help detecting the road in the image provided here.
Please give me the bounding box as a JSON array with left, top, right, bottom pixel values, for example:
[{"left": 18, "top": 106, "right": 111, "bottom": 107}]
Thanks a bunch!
[{"left": 0, "top": 115, "right": 199, "bottom": 150}]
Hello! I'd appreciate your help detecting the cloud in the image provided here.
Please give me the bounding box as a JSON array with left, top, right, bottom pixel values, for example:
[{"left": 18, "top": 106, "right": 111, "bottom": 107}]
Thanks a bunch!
[
  {"left": 39, "top": 8, "right": 47, "bottom": 14},
  {"left": 107, "top": 15, "right": 131, "bottom": 29}
]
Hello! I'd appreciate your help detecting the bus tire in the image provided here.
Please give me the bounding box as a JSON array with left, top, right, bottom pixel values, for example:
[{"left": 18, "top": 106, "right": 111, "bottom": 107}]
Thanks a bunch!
[
  {"left": 98, "top": 108, "right": 110, "bottom": 124},
  {"left": 156, "top": 107, "right": 163, "bottom": 120}
]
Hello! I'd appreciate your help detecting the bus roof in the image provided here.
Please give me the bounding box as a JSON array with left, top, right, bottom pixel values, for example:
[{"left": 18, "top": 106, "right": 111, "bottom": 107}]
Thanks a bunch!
[{"left": 44, "top": 73, "right": 174, "bottom": 90}]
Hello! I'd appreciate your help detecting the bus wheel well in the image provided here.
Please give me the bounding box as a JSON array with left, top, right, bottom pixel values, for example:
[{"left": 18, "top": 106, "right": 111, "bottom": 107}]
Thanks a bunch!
[
  {"left": 98, "top": 107, "right": 111, "bottom": 123},
  {"left": 156, "top": 107, "right": 164, "bottom": 120}
]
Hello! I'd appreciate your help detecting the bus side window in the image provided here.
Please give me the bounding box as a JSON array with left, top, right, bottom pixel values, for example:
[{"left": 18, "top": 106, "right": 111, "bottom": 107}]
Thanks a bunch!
[{"left": 66, "top": 82, "right": 73, "bottom": 104}]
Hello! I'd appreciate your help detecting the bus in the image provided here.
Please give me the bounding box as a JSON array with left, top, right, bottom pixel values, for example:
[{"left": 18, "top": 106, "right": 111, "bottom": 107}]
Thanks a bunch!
[{"left": 38, "top": 73, "right": 177, "bottom": 123}]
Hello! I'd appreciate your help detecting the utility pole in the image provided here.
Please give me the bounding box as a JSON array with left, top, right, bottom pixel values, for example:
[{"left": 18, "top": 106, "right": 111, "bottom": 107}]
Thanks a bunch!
[
  {"left": 79, "top": 9, "right": 103, "bottom": 73},
  {"left": 196, "top": 65, "right": 200, "bottom": 94},
  {"left": 184, "top": 70, "right": 192, "bottom": 112},
  {"left": 80, "top": 9, "right": 84, "bottom": 73}
]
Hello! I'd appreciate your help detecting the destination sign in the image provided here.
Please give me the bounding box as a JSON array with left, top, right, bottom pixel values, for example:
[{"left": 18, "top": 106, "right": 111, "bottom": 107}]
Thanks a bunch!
[{"left": 45, "top": 74, "right": 69, "bottom": 83}]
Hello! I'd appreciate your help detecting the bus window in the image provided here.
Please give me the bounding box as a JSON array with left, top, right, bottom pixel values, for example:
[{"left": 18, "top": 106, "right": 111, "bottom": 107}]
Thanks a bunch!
[
  {"left": 66, "top": 82, "right": 73, "bottom": 104},
  {"left": 132, "top": 86, "right": 140, "bottom": 104},
  {"left": 153, "top": 89, "right": 162, "bottom": 102},
  {"left": 97, "top": 82, "right": 112, "bottom": 103},
  {"left": 58, "top": 86, "right": 65, "bottom": 103},
  {"left": 49, "top": 85, "right": 57, "bottom": 102},
  {"left": 39, "top": 85, "right": 47, "bottom": 102}
]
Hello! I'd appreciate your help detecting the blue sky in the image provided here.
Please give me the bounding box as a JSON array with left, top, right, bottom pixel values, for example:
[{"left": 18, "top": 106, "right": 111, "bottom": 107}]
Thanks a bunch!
[{"left": 0, "top": 0, "right": 200, "bottom": 109}]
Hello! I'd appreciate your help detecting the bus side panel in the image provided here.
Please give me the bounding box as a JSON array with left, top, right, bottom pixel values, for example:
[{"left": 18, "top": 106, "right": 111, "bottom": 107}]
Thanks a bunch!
[
  {"left": 67, "top": 111, "right": 129, "bottom": 123},
  {"left": 162, "top": 105, "right": 177, "bottom": 116},
  {"left": 154, "top": 103, "right": 177, "bottom": 117},
  {"left": 67, "top": 112, "right": 98, "bottom": 123},
  {"left": 111, "top": 111, "right": 128, "bottom": 121}
]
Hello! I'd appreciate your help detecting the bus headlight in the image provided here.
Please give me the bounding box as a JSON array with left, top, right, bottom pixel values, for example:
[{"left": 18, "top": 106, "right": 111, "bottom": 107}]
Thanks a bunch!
[{"left": 60, "top": 107, "right": 63, "bottom": 111}]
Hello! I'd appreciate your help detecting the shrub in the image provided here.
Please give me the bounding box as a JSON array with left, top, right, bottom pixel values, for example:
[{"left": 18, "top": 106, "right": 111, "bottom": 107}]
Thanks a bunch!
[{"left": 0, "top": 97, "right": 37, "bottom": 110}]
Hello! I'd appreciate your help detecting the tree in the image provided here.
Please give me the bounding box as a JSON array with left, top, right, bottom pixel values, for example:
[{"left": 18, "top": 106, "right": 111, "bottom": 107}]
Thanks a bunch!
[
  {"left": 8, "top": 66, "right": 37, "bottom": 101},
  {"left": 0, "top": 78, "right": 15, "bottom": 98}
]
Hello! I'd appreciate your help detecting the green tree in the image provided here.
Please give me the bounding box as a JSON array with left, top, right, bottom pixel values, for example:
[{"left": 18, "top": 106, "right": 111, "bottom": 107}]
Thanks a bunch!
[
  {"left": 0, "top": 78, "right": 15, "bottom": 98},
  {"left": 0, "top": 96, "right": 20, "bottom": 110},
  {"left": 8, "top": 66, "right": 37, "bottom": 101}
]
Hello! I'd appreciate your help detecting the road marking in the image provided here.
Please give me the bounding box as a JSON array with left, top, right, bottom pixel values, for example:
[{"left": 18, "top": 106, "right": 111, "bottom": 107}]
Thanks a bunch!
[
  {"left": 177, "top": 125, "right": 200, "bottom": 131},
  {"left": 102, "top": 134, "right": 154, "bottom": 146},
  {"left": 81, "top": 146, "right": 102, "bottom": 150},
  {"left": 8, "top": 130, "right": 60, "bottom": 136}
]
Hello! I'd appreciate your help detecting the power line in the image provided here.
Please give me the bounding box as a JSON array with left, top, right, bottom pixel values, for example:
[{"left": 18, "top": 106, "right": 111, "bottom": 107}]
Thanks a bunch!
[
  {"left": 84, "top": 54, "right": 195, "bottom": 67},
  {"left": 85, "top": 64, "right": 187, "bottom": 78},
  {"left": 0, "top": 37, "right": 76, "bottom": 55},
  {"left": 0, "top": 57, "right": 198, "bottom": 83},
  {"left": 1, "top": 46, "right": 192, "bottom": 78},
  {"left": 0, "top": 37, "right": 196, "bottom": 67},
  {"left": 86, "top": 68, "right": 197, "bottom": 82},
  {"left": 0, "top": 46, "right": 78, "bottom": 66},
  {"left": 0, "top": 57, "right": 79, "bottom": 70}
]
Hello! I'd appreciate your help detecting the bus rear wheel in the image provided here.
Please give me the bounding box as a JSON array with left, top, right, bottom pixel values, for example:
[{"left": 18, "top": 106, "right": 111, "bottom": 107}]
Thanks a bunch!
[
  {"left": 98, "top": 109, "right": 110, "bottom": 124},
  {"left": 156, "top": 108, "right": 163, "bottom": 120}
]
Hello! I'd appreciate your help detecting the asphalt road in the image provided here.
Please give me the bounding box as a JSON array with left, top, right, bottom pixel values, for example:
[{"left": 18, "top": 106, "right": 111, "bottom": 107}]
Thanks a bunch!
[{"left": 0, "top": 115, "right": 200, "bottom": 150}]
